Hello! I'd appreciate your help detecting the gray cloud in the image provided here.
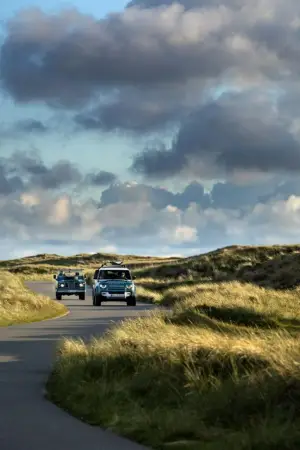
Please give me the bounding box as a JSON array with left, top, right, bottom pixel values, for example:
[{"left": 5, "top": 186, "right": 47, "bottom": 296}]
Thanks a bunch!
[
  {"left": 100, "top": 181, "right": 211, "bottom": 210},
  {"left": 14, "top": 119, "right": 48, "bottom": 133},
  {"left": 131, "top": 90, "right": 300, "bottom": 179},
  {"left": 74, "top": 85, "right": 192, "bottom": 133},
  {"left": 0, "top": 164, "right": 24, "bottom": 195},
  {"left": 126, "top": 0, "right": 244, "bottom": 9},
  {"left": 99, "top": 179, "right": 285, "bottom": 212},
  {"left": 15, "top": 151, "right": 82, "bottom": 189},
  {"left": 1, "top": 172, "right": 300, "bottom": 258},
  {"left": 1, "top": 0, "right": 300, "bottom": 144},
  {"left": 1, "top": 1, "right": 290, "bottom": 108},
  {"left": 0, "top": 151, "right": 121, "bottom": 193},
  {"left": 87, "top": 170, "right": 118, "bottom": 186},
  {"left": 0, "top": 151, "right": 83, "bottom": 192}
]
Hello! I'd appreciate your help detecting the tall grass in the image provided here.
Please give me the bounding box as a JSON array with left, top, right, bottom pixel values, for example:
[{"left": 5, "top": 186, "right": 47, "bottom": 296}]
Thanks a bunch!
[
  {"left": 47, "top": 280, "right": 300, "bottom": 449},
  {"left": 0, "top": 272, "right": 67, "bottom": 326}
]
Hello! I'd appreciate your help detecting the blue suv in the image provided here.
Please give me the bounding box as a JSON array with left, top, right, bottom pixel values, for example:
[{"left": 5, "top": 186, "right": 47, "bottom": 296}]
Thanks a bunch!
[{"left": 92, "top": 261, "right": 137, "bottom": 307}]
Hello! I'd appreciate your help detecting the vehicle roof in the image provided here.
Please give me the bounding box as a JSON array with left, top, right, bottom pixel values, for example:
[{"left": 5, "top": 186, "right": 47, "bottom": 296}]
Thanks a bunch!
[
  {"left": 99, "top": 266, "right": 130, "bottom": 271},
  {"left": 57, "top": 268, "right": 84, "bottom": 272}
]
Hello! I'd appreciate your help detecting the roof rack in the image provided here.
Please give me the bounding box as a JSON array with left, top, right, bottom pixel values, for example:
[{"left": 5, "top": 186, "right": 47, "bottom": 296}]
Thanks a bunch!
[
  {"left": 57, "top": 268, "right": 84, "bottom": 272},
  {"left": 100, "top": 260, "right": 127, "bottom": 268}
]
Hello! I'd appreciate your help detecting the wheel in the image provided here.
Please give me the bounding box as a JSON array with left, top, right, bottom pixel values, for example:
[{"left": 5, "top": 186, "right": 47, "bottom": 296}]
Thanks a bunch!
[
  {"left": 56, "top": 293, "right": 62, "bottom": 301},
  {"left": 79, "top": 293, "right": 85, "bottom": 301},
  {"left": 94, "top": 295, "right": 101, "bottom": 306},
  {"left": 127, "top": 296, "right": 136, "bottom": 306}
]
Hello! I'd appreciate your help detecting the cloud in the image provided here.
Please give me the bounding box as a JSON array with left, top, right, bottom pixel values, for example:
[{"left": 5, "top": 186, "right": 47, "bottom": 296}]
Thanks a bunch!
[
  {"left": 100, "top": 181, "right": 211, "bottom": 210},
  {"left": 86, "top": 170, "right": 118, "bottom": 186},
  {"left": 126, "top": 0, "right": 243, "bottom": 9},
  {"left": 131, "top": 90, "right": 300, "bottom": 179},
  {"left": 14, "top": 119, "right": 48, "bottom": 133},
  {"left": 0, "top": 150, "right": 83, "bottom": 192},
  {"left": 0, "top": 164, "right": 24, "bottom": 195},
  {"left": 1, "top": 0, "right": 300, "bottom": 143},
  {"left": 2, "top": 187, "right": 300, "bottom": 259},
  {"left": 1, "top": 1, "right": 293, "bottom": 108},
  {"left": 74, "top": 83, "right": 200, "bottom": 133}
]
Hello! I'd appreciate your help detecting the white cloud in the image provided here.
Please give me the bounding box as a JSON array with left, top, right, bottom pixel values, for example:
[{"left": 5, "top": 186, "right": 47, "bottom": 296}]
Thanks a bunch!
[{"left": 1, "top": 188, "right": 300, "bottom": 259}]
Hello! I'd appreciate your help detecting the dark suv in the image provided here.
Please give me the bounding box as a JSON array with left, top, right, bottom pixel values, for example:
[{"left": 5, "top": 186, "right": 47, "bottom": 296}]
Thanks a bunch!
[{"left": 53, "top": 269, "right": 86, "bottom": 300}]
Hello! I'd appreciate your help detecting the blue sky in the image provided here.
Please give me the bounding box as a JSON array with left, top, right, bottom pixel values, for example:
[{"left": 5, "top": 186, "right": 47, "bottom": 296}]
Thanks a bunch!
[{"left": 1, "top": 0, "right": 128, "bottom": 20}]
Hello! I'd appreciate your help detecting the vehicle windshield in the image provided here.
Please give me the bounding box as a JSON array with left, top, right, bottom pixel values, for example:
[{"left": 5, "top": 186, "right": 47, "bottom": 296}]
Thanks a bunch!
[
  {"left": 99, "top": 269, "right": 131, "bottom": 280},
  {"left": 57, "top": 270, "right": 84, "bottom": 280}
]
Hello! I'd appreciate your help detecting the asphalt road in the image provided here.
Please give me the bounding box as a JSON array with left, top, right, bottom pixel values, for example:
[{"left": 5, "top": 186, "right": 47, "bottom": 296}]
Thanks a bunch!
[{"left": 0, "top": 282, "right": 156, "bottom": 450}]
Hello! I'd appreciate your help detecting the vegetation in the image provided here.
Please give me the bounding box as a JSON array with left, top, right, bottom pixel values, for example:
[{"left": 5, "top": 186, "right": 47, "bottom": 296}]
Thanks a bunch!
[
  {"left": 135, "top": 244, "right": 300, "bottom": 289},
  {"left": 0, "top": 252, "right": 179, "bottom": 282},
  {"left": 46, "top": 244, "right": 300, "bottom": 449},
  {"left": 0, "top": 271, "right": 67, "bottom": 326}
]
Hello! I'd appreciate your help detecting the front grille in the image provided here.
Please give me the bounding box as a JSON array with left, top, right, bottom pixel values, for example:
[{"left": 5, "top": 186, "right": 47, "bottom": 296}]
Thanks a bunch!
[
  {"left": 63, "top": 281, "right": 80, "bottom": 289},
  {"left": 107, "top": 283, "right": 125, "bottom": 294}
]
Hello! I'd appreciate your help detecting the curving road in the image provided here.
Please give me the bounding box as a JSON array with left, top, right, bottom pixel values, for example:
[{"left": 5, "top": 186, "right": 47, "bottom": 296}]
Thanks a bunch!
[{"left": 0, "top": 282, "right": 155, "bottom": 450}]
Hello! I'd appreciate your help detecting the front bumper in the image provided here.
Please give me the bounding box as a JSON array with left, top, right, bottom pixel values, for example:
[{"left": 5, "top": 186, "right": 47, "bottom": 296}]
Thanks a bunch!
[
  {"left": 100, "top": 291, "right": 133, "bottom": 300},
  {"left": 56, "top": 289, "right": 85, "bottom": 295}
]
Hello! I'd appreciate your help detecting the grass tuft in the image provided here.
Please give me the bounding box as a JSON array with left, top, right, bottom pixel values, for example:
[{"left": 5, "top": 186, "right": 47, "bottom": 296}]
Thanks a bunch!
[
  {"left": 0, "top": 272, "right": 67, "bottom": 326},
  {"left": 47, "top": 278, "right": 300, "bottom": 449}
]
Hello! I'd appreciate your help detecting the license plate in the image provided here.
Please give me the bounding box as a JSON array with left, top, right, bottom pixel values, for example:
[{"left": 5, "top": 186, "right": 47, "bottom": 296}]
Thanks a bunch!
[{"left": 109, "top": 294, "right": 124, "bottom": 298}]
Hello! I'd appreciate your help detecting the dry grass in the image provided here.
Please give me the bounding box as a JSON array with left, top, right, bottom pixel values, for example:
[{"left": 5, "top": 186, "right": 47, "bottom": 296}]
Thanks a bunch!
[
  {"left": 5, "top": 244, "right": 300, "bottom": 446},
  {"left": 136, "top": 244, "right": 300, "bottom": 289},
  {"left": 0, "top": 252, "right": 178, "bottom": 282},
  {"left": 0, "top": 272, "right": 67, "bottom": 326},
  {"left": 47, "top": 277, "right": 300, "bottom": 449}
]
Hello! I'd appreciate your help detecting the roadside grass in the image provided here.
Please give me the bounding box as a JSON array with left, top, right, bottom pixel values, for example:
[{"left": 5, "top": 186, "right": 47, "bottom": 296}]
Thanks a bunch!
[
  {"left": 0, "top": 272, "right": 67, "bottom": 326},
  {"left": 47, "top": 279, "right": 300, "bottom": 449},
  {"left": 5, "top": 244, "right": 300, "bottom": 446},
  {"left": 135, "top": 244, "right": 300, "bottom": 289}
]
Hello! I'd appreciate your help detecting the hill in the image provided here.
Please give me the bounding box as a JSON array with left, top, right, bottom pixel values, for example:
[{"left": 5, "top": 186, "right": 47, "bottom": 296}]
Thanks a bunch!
[
  {"left": 136, "top": 244, "right": 300, "bottom": 290},
  {"left": 3, "top": 244, "right": 300, "bottom": 446},
  {"left": 47, "top": 243, "right": 300, "bottom": 450},
  {"left": 2, "top": 244, "right": 300, "bottom": 290},
  {"left": 0, "top": 252, "right": 180, "bottom": 280}
]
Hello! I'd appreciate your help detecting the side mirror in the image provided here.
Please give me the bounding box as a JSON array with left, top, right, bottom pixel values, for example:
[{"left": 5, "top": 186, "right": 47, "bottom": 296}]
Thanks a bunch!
[
  {"left": 133, "top": 275, "right": 136, "bottom": 280},
  {"left": 53, "top": 275, "right": 56, "bottom": 279}
]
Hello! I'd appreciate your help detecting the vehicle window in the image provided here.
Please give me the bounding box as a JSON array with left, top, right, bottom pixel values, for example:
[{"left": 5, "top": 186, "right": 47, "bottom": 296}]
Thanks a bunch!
[{"left": 99, "top": 270, "right": 131, "bottom": 280}]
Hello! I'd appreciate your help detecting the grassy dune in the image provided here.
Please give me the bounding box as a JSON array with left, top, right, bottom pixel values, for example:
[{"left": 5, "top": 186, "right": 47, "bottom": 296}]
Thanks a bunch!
[
  {"left": 46, "top": 244, "right": 300, "bottom": 450},
  {"left": 0, "top": 252, "right": 179, "bottom": 282},
  {"left": 135, "top": 244, "right": 300, "bottom": 289},
  {"left": 0, "top": 272, "right": 67, "bottom": 326}
]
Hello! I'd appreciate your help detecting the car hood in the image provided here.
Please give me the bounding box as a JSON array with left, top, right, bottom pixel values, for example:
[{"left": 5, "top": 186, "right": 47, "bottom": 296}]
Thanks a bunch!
[{"left": 98, "top": 279, "right": 132, "bottom": 286}]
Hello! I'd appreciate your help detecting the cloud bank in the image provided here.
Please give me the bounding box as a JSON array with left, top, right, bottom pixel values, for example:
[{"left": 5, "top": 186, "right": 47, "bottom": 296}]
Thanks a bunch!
[{"left": 1, "top": 0, "right": 300, "bottom": 256}]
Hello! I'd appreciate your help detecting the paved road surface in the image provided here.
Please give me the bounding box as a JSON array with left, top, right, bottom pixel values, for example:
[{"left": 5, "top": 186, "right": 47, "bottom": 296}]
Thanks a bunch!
[{"left": 0, "top": 282, "right": 156, "bottom": 450}]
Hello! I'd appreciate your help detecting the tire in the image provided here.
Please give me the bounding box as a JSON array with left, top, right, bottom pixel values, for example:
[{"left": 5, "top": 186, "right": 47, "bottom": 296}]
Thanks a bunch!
[
  {"left": 79, "top": 293, "right": 85, "bottom": 301},
  {"left": 95, "top": 295, "right": 102, "bottom": 306},
  {"left": 127, "top": 296, "right": 136, "bottom": 307},
  {"left": 56, "top": 293, "right": 62, "bottom": 301}
]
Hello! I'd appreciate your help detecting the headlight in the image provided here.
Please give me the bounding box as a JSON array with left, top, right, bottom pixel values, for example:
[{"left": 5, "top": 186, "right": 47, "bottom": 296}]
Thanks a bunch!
[
  {"left": 79, "top": 283, "right": 84, "bottom": 287},
  {"left": 100, "top": 284, "right": 107, "bottom": 289},
  {"left": 126, "top": 284, "right": 133, "bottom": 289},
  {"left": 59, "top": 283, "right": 65, "bottom": 288}
]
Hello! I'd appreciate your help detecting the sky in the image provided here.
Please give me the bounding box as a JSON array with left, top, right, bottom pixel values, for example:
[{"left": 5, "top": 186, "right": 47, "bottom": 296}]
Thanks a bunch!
[{"left": 1, "top": 0, "right": 300, "bottom": 259}]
